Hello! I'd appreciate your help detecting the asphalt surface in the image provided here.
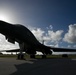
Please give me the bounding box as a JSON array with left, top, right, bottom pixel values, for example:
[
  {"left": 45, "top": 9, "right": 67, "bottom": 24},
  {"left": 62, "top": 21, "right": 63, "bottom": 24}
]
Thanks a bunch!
[{"left": 0, "top": 58, "right": 76, "bottom": 75}]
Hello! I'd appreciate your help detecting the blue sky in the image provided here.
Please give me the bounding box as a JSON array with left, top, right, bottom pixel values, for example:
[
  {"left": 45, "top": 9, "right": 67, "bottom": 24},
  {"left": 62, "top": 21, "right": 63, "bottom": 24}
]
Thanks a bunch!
[{"left": 0, "top": 0, "right": 76, "bottom": 50}]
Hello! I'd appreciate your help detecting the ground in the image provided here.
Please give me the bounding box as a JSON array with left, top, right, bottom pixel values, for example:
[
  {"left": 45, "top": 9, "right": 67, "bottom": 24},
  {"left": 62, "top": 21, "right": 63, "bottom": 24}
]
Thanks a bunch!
[{"left": 0, "top": 57, "right": 76, "bottom": 75}]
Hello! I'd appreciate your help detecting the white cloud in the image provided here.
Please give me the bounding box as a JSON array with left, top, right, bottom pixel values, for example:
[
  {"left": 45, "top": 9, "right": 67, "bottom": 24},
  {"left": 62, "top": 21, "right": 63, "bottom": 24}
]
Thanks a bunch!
[
  {"left": 0, "top": 34, "right": 19, "bottom": 51},
  {"left": 54, "top": 44, "right": 59, "bottom": 47},
  {"left": 46, "top": 25, "right": 53, "bottom": 30},
  {"left": 46, "top": 43, "right": 59, "bottom": 48},
  {"left": 43, "top": 30, "right": 63, "bottom": 44},
  {"left": 47, "top": 30, "right": 63, "bottom": 42},
  {"left": 67, "top": 45, "right": 76, "bottom": 49},
  {"left": 49, "top": 25, "right": 53, "bottom": 29},
  {"left": 32, "top": 28, "right": 45, "bottom": 41},
  {"left": 73, "top": 45, "right": 76, "bottom": 48},
  {"left": 0, "top": 25, "right": 64, "bottom": 50},
  {"left": 63, "top": 24, "right": 76, "bottom": 43},
  {"left": 32, "top": 27, "right": 63, "bottom": 45},
  {"left": 67, "top": 45, "right": 71, "bottom": 48}
]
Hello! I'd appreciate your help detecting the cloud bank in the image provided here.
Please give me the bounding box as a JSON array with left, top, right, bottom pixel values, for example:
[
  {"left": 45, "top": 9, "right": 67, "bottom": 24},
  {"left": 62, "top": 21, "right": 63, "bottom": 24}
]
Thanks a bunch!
[
  {"left": 0, "top": 34, "right": 19, "bottom": 50},
  {"left": 63, "top": 24, "right": 76, "bottom": 43},
  {"left": 0, "top": 24, "right": 76, "bottom": 51},
  {"left": 32, "top": 26, "right": 63, "bottom": 47}
]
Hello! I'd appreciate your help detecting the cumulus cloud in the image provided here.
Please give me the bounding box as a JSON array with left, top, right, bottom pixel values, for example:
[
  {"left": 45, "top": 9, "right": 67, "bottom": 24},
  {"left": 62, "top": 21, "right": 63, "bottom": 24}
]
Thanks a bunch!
[
  {"left": 67, "top": 45, "right": 76, "bottom": 49},
  {"left": 0, "top": 34, "right": 19, "bottom": 51},
  {"left": 0, "top": 25, "right": 64, "bottom": 50},
  {"left": 32, "top": 27, "right": 63, "bottom": 45},
  {"left": 73, "top": 45, "right": 76, "bottom": 48},
  {"left": 32, "top": 28, "right": 45, "bottom": 41},
  {"left": 67, "top": 45, "right": 71, "bottom": 48},
  {"left": 46, "top": 43, "right": 59, "bottom": 48},
  {"left": 63, "top": 24, "right": 76, "bottom": 43},
  {"left": 47, "top": 30, "right": 63, "bottom": 42},
  {"left": 46, "top": 25, "right": 53, "bottom": 30}
]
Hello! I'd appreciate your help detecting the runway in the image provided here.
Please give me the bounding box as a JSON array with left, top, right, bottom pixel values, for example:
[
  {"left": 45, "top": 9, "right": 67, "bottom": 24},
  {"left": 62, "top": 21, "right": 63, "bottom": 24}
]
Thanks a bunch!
[{"left": 0, "top": 58, "right": 76, "bottom": 75}]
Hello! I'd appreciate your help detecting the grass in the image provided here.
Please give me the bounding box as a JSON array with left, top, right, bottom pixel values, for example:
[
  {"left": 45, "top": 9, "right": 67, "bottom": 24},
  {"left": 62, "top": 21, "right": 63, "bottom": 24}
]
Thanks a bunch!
[
  {"left": 0, "top": 54, "right": 17, "bottom": 58},
  {"left": 0, "top": 54, "right": 76, "bottom": 59}
]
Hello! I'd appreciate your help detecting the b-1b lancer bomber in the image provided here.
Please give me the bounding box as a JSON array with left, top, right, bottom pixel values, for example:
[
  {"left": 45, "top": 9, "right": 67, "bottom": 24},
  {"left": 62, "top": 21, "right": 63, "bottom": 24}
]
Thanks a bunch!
[
  {"left": 0, "top": 20, "right": 76, "bottom": 59},
  {"left": 0, "top": 20, "right": 52, "bottom": 59}
]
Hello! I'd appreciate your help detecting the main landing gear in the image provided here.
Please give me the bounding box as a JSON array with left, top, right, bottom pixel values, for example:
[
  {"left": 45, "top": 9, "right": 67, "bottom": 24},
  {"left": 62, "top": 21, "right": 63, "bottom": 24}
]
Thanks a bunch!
[
  {"left": 42, "top": 55, "right": 46, "bottom": 58},
  {"left": 17, "top": 54, "right": 24, "bottom": 60},
  {"left": 30, "top": 54, "right": 35, "bottom": 58},
  {"left": 17, "top": 43, "right": 25, "bottom": 60}
]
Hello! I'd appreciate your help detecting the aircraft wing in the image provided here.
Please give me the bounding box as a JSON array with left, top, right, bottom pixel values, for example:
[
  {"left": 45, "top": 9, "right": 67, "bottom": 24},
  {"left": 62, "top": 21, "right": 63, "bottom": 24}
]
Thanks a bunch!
[
  {"left": 6, "top": 49, "right": 20, "bottom": 52},
  {"left": 0, "top": 49, "right": 20, "bottom": 52},
  {"left": 6, "top": 47, "right": 76, "bottom": 52},
  {"left": 51, "top": 47, "right": 76, "bottom": 52}
]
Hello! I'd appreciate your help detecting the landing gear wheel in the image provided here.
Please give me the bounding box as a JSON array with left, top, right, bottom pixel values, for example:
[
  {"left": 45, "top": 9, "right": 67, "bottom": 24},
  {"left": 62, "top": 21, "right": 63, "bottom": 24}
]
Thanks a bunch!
[
  {"left": 17, "top": 54, "right": 25, "bottom": 60},
  {"left": 30, "top": 55, "right": 35, "bottom": 58},
  {"left": 42, "top": 55, "right": 46, "bottom": 59}
]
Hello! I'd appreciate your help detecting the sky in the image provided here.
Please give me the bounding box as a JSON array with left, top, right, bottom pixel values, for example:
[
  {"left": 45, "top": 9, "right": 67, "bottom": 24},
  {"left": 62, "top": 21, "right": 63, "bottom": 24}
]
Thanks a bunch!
[{"left": 0, "top": 0, "right": 76, "bottom": 51}]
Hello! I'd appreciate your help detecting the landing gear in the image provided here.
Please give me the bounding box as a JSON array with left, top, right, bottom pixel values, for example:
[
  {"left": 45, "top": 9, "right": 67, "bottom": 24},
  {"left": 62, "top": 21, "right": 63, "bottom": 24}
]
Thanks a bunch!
[
  {"left": 17, "top": 43, "right": 25, "bottom": 60},
  {"left": 42, "top": 55, "right": 46, "bottom": 59},
  {"left": 30, "top": 54, "right": 35, "bottom": 58},
  {"left": 62, "top": 54, "right": 68, "bottom": 58},
  {"left": 17, "top": 54, "right": 24, "bottom": 59}
]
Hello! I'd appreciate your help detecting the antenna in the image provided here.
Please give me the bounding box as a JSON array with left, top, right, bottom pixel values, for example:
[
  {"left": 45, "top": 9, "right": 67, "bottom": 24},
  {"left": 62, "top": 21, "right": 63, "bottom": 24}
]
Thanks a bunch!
[{"left": 42, "top": 40, "right": 44, "bottom": 45}]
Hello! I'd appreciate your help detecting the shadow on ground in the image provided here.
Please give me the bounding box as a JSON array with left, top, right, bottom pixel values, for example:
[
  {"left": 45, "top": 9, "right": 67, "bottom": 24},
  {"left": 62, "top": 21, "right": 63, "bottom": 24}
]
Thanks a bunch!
[{"left": 10, "top": 58, "right": 76, "bottom": 75}]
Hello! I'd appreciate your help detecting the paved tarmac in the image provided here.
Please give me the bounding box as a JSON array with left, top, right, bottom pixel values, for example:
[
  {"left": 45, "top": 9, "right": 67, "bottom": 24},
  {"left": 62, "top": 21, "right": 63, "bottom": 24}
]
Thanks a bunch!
[{"left": 0, "top": 58, "right": 76, "bottom": 75}]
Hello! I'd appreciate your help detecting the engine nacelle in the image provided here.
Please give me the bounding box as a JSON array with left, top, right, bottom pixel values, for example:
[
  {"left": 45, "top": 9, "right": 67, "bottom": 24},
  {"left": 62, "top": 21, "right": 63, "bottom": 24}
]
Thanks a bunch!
[
  {"left": 7, "top": 38, "right": 15, "bottom": 44},
  {"left": 26, "top": 49, "right": 36, "bottom": 55},
  {"left": 42, "top": 49, "right": 52, "bottom": 55}
]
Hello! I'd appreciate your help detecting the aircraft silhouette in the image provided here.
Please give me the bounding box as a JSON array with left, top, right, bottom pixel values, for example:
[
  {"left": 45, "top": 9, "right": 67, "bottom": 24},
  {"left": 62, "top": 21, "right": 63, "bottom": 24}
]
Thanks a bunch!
[{"left": 0, "top": 20, "right": 76, "bottom": 59}]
